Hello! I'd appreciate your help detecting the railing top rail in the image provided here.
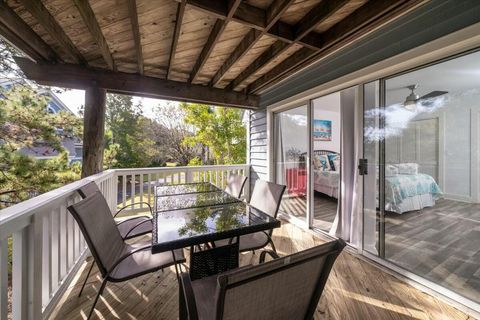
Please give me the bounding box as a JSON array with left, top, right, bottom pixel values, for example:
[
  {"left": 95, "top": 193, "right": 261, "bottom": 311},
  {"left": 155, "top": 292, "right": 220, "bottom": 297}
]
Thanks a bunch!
[
  {"left": 0, "top": 169, "right": 115, "bottom": 229},
  {"left": 113, "top": 164, "right": 250, "bottom": 174}
]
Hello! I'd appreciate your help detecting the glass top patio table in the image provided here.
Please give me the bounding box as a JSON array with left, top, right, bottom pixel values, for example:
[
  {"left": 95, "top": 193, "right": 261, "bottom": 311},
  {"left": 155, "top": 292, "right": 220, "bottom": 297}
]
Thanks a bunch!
[{"left": 152, "top": 183, "right": 281, "bottom": 253}]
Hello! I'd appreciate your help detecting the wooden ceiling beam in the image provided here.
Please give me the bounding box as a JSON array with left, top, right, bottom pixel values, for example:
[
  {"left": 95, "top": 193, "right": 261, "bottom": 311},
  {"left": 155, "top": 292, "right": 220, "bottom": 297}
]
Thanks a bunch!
[
  {"left": 73, "top": 0, "right": 115, "bottom": 70},
  {"left": 127, "top": 0, "right": 144, "bottom": 75},
  {"left": 14, "top": 56, "right": 259, "bottom": 109},
  {"left": 185, "top": 0, "right": 322, "bottom": 50},
  {"left": 167, "top": 0, "right": 186, "bottom": 80},
  {"left": 0, "top": 2, "right": 59, "bottom": 62},
  {"left": 248, "top": 0, "right": 426, "bottom": 94},
  {"left": 228, "top": 0, "right": 346, "bottom": 91},
  {"left": 188, "top": 0, "right": 241, "bottom": 83},
  {"left": 19, "top": 0, "right": 85, "bottom": 64},
  {"left": 209, "top": 0, "right": 295, "bottom": 87}
]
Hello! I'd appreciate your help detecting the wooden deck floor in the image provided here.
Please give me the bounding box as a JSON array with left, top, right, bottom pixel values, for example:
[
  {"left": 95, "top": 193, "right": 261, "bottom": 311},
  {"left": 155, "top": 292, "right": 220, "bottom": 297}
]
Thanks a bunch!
[{"left": 50, "top": 222, "right": 472, "bottom": 320}]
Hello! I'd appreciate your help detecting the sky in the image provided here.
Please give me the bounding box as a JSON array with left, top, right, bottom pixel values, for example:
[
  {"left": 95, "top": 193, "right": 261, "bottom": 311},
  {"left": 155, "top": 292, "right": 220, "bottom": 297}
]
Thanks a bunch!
[{"left": 54, "top": 88, "right": 179, "bottom": 119}]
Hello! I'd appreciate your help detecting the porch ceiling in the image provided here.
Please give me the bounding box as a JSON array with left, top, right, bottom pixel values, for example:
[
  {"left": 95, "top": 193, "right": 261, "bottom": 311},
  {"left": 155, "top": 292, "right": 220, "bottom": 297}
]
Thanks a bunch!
[{"left": 0, "top": 0, "right": 428, "bottom": 108}]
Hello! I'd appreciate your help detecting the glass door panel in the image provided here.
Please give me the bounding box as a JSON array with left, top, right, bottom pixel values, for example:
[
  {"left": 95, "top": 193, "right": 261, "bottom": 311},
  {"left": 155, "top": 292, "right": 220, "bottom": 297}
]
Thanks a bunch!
[{"left": 274, "top": 105, "right": 308, "bottom": 221}]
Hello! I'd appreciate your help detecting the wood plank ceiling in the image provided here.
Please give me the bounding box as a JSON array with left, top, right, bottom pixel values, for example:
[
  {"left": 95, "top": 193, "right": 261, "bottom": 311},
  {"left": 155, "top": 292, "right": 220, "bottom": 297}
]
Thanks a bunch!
[{"left": 0, "top": 0, "right": 428, "bottom": 108}]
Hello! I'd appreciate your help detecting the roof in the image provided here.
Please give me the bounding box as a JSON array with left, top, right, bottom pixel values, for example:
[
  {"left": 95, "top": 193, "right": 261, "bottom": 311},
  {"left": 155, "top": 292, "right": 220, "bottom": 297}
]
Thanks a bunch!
[{"left": 0, "top": 0, "right": 428, "bottom": 108}]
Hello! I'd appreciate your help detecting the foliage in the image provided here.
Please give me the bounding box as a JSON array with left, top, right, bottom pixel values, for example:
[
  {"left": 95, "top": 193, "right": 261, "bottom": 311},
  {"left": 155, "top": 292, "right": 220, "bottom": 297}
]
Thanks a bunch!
[
  {"left": 152, "top": 102, "right": 201, "bottom": 166},
  {"left": 0, "top": 86, "right": 82, "bottom": 206},
  {"left": 180, "top": 103, "right": 246, "bottom": 165},
  {"left": 105, "top": 94, "right": 158, "bottom": 168}
]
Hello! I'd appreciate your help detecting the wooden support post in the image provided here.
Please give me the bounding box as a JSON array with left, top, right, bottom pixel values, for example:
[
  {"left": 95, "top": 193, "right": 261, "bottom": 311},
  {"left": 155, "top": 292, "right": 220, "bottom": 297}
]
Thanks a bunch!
[{"left": 81, "top": 87, "right": 106, "bottom": 178}]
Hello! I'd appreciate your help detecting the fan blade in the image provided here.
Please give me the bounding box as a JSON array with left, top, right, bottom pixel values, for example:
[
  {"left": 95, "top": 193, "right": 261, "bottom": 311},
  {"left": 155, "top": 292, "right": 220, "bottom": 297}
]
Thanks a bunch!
[{"left": 418, "top": 91, "right": 448, "bottom": 100}]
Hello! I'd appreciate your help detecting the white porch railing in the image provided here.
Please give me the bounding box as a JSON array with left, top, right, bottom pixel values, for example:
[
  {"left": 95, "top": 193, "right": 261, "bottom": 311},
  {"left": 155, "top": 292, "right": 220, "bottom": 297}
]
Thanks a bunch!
[{"left": 0, "top": 164, "right": 250, "bottom": 320}]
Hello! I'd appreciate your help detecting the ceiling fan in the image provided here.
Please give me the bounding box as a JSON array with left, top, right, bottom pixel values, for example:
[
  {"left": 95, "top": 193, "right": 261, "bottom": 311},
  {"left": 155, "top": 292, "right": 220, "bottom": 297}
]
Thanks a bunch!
[{"left": 403, "top": 84, "right": 448, "bottom": 111}]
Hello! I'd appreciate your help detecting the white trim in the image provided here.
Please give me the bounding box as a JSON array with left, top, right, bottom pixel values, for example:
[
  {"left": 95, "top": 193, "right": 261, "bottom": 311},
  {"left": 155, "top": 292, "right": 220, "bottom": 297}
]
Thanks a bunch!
[{"left": 266, "top": 22, "right": 480, "bottom": 112}]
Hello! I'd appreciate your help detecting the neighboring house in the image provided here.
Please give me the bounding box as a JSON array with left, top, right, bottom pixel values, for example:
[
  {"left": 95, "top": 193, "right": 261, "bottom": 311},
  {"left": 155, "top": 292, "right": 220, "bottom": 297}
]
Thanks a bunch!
[{"left": 0, "top": 78, "right": 83, "bottom": 163}]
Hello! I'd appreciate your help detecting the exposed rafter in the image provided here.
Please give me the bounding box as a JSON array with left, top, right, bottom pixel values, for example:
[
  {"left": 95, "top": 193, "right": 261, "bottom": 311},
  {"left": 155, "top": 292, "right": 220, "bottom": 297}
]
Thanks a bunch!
[
  {"left": 127, "top": 0, "right": 144, "bottom": 74},
  {"left": 73, "top": 0, "right": 115, "bottom": 70},
  {"left": 14, "top": 57, "right": 259, "bottom": 109},
  {"left": 185, "top": 0, "right": 324, "bottom": 50},
  {"left": 188, "top": 0, "right": 242, "bottom": 83},
  {"left": 18, "top": 0, "right": 85, "bottom": 64},
  {"left": 227, "top": 0, "right": 348, "bottom": 91},
  {"left": 248, "top": 0, "right": 426, "bottom": 94},
  {"left": 167, "top": 0, "right": 186, "bottom": 80},
  {"left": 209, "top": 0, "right": 295, "bottom": 87},
  {"left": 0, "top": 2, "right": 59, "bottom": 62}
]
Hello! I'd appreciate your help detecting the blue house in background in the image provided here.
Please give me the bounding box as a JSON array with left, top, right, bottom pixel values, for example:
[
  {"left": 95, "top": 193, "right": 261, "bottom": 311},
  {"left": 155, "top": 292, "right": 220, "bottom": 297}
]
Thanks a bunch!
[{"left": 0, "top": 78, "right": 83, "bottom": 163}]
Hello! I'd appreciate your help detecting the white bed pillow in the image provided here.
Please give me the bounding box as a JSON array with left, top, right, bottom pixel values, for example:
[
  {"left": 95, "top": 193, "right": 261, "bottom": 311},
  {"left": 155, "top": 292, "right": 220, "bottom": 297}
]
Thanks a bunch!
[
  {"left": 398, "top": 163, "right": 418, "bottom": 175},
  {"left": 385, "top": 164, "right": 398, "bottom": 176}
]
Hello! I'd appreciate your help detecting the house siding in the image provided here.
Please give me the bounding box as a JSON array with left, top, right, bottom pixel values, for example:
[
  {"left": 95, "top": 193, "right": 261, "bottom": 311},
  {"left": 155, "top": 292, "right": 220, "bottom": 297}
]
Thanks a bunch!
[
  {"left": 258, "top": 0, "right": 480, "bottom": 108},
  {"left": 248, "top": 109, "right": 268, "bottom": 189}
]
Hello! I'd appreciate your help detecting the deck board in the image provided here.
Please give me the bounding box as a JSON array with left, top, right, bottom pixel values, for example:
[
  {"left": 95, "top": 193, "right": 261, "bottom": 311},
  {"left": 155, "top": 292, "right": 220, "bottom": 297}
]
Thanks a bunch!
[{"left": 49, "top": 222, "right": 471, "bottom": 320}]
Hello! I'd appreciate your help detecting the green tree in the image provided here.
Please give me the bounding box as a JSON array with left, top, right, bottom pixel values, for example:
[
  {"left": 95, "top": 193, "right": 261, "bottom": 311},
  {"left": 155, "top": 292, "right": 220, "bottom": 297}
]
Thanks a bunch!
[
  {"left": 105, "top": 94, "right": 158, "bottom": 168},
  {"left": 180, "top": 103, "right": 246, "bottom": 165},
  {"left": 0, "top": 86, "right": 82, "bottom": 206}
]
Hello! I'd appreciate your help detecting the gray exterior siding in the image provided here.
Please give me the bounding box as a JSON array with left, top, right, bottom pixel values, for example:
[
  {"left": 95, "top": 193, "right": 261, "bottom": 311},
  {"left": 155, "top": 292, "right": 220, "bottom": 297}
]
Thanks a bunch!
[
  {"left": 259, "top": 0, "right": 480, "bottom": 107},
  {"left": 248, "top": 109, "right": 268, "bottom": 189}
]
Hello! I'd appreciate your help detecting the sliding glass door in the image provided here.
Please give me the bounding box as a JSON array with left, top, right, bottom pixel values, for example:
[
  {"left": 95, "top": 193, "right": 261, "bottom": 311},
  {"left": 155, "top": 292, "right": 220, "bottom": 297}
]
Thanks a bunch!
[
  {"left": 363, "top": 50, "right": 480, "bottom": 304},
  {"left": 274, "top": 105, "right": 309, "bottom": 221}
]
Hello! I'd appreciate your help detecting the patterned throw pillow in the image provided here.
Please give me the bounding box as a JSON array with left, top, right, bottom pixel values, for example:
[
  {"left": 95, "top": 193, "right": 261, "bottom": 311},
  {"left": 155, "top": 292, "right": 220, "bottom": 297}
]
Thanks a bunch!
[
  {"left": 318, "top": 155, "right": 331, "bottom": 171},
  {"left": 327, "top": 153, "right": 340, "bottom": 171},
  {"left": 313, "top": 155, "right": 321, "bottom": 170}
]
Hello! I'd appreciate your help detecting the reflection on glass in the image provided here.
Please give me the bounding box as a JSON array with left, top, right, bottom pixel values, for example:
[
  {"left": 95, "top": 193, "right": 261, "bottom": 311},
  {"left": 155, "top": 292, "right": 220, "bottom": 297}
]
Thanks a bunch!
[
  {"left": 154, "top": 202, "right": 276, "bottom": 242},
  {"left": 274, "top": 105, "right": 308, "bottom": 220},
  {"left": 364, "top": 50, "right": 480, "bottom": 304},
  {"left": 155, "top": 182, "right": 220, "bottom": 196},
  {"left": 155, "top": 190, "right": 240, "bottom": 212}
]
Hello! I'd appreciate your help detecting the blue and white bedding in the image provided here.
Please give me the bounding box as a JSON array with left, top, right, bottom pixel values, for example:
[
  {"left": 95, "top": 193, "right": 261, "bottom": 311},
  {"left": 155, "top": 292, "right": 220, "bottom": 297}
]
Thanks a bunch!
[{"left": 385, "top": 173, "right": 443, "bottom": 214}]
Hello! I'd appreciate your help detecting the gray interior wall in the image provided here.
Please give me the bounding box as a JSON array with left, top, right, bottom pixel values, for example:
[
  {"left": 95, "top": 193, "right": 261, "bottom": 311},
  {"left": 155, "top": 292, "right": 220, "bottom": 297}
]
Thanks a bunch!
[
  {"left": 258, "top": 0, "right": 480, "bottom": 108},
  {"left": 248, "top": 109, "right": 268, "bottom": 189}
]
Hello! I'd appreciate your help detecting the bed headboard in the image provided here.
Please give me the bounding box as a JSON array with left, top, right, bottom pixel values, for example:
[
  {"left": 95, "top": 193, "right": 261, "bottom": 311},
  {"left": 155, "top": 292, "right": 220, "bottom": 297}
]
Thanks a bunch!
[{"left": 301, "top": 150, "right": 340, "bottom": 157}]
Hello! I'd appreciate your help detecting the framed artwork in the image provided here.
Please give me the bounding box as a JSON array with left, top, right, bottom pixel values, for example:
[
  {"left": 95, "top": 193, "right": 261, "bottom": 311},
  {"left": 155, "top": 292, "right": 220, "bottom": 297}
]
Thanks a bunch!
[{"left": 313, "top": 119, "right": 332, "bottom": 141}]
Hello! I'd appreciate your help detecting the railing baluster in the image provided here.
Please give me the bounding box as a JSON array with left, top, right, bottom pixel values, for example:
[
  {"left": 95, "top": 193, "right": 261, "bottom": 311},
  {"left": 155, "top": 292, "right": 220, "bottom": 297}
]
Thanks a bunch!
[
  {"left": 147, "top": 173, "right": 152, "bottom": 207},
  {"left": 50, "top": 209, "right": 60, "bottom": 292},
  {"left": 42, "top": 212, "right": 51, "bottom": 307},
  {"left": 140, "top": 174, "right": 144, "bottom": 208},
  {"left": 0, "top": 237, "right": 8, "bottom": 320},
  {"left": 122, "top": 175, "right": 127, "bottom": 209},
  {"left": 131, "top": 175, "right": 135, "bottom": 210},
  {"left": 67, "top": 202, "right": 74, "bottom": 268},
  {"left": 59, "top": 205, "right": 67, "bottom": 278},
  {"left": 12, "top": 227, "right": 29, "bottom": 319}
]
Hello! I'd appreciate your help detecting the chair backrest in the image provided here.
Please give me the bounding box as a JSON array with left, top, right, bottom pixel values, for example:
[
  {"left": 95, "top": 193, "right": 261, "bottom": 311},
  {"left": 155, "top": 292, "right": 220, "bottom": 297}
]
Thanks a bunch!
[
  {"left": 213, "top": 239, "right": 345, "bottom": 320},
  {"left": 224, "top": 174, "right": 248, "bottom": 199},
  {"left": 67, "top": 191, "right": 125, "bottom": 277},
  {"left": 249, "top": 180, "right": 286, "bottom": 218},
  {"left": 77, "top": 181, "right": 100, "bottom": 199}
]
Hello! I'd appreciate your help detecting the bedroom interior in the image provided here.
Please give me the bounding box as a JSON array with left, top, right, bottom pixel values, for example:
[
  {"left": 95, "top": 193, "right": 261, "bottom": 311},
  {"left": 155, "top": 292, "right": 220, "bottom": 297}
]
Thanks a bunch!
[
  {"left": 364, "top": 49, "right": 480, "bottom": 304},
  {"left": 275, "top": 48, "right": 480, "bottom": 305}
]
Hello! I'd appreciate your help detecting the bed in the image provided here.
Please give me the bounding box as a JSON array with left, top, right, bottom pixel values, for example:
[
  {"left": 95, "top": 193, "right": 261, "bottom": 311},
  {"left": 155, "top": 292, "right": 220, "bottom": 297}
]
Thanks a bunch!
[
  {"left": 384, "top": 164, "right": 443, "bottom": 214},
  {"left": 310, "top": 150, "right": 340, "bottom": 199}
]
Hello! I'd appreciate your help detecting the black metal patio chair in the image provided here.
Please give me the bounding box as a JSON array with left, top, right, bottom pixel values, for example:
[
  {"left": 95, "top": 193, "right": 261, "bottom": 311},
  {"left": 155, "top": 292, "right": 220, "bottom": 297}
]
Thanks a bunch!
[
  {"left": 224, "top": 174, "right": 248, "bottom": 199},
  {"left": 68, "top": 191, "right": 186, "bottom": 319},
  {"left": 179, "top": 238, "right": 346, "bottom": 320}
]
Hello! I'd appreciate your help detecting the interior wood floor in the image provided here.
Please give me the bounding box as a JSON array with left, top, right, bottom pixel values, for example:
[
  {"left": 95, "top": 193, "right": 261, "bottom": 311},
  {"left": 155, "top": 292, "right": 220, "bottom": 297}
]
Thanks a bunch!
[
  {"left": 280, "top": 192, "right": 338, "bottom": 231},
  {"left": 49, "top": 222, "right": 471, "bottom": 320},
  {"left": 385, "top": 198, "right": 480, "bottom": 304}
]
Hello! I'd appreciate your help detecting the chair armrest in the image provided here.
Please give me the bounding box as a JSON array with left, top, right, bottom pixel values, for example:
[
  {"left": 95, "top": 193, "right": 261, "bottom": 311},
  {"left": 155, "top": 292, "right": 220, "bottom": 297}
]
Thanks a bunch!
[
  {"left": 115, "top": 202, "right": 153, "bottom": 218},
  {"left": 259, "top": 249, "right": 280, "bottom": 263},
  {"left": 105, "top": 245, "right": 152, "bottom": 277},
  {"left": 122, "top": 218, "right": 152, "bottom": 240},
  {"left": 179, "top": 273, "right": 199, "bottom": 320}
]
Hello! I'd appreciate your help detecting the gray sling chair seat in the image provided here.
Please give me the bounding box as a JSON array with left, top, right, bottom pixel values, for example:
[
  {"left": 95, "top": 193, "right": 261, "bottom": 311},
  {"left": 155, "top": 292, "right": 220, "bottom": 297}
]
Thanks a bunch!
[
  {"left": 224, "top": 174, "right": 248, "bottom": 199},
  {"left": 179, "top": 238, "right": 346, "bottom": 320},
  {"left": 78, "top": 181, "right": 153, "bottom": 240},
  {"left": 215, "top": 180, "right": 286, "bottom": 253},
  {"left": 68, "top": 191, "right": 186, "bottom": 320}
]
